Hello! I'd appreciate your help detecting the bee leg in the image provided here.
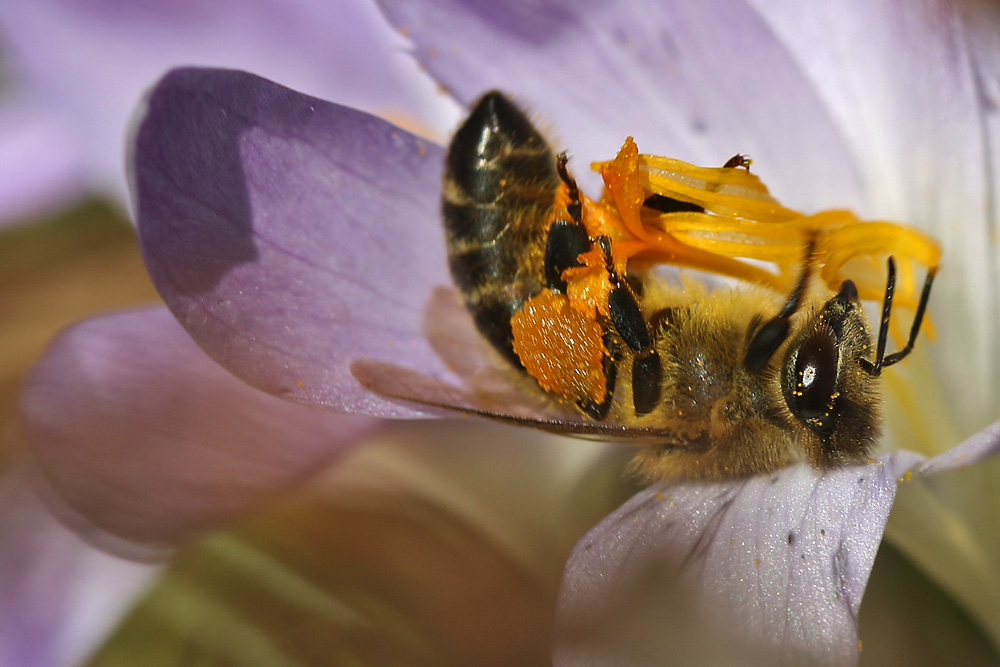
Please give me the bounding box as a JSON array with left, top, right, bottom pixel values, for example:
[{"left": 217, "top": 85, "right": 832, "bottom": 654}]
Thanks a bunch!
[
  {"left": 555, "top": 152, "right": 581, "bottom": 222},
  {"left": 544, "top": 220, "right": 589, "bottom": 292},
  {"left": 632, "top": 307, "right": 677, "bottom": 415},
  {"left": 595, "top": 235, "right": 664, "bottom": 416},
  {"left": 543, "top": 153, "right": 588, "bottom": 292},
  {"left": 577, "top": 333, "right": 621, "bottom": 420},
  {"left": 577, "top": 354, "right": 617, "bottom": 420},
  {"left": 608, "top": 283, "right": 650, "bottom": 353},
  {"left": 597, "top": 235, "right": 650, "bottom": 352},
  {"left": 745, "top": 239, "right": 816, "bottom": 372},
  {"left": 631, "top": 349, "right": 662, "bottom": 416}
]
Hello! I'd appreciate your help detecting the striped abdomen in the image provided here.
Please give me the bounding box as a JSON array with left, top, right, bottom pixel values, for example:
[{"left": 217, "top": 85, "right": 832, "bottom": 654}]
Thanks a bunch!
[{"left": 442, "top": 91, "right": 561, "bottom": 368}]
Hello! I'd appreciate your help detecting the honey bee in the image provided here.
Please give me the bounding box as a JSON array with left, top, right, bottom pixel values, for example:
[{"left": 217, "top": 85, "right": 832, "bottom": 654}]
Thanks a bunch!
[{"left": 357, "top": 91, "right": 941, "bottom": 480}]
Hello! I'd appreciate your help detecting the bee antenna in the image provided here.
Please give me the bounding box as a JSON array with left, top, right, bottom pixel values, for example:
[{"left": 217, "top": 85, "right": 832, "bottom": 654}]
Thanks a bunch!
[
  {"left": 860, "top": 259, "right": 937, "bottom": 376},
  {"left": 745, "top": 239, "right": 817, "bottom": 372}
]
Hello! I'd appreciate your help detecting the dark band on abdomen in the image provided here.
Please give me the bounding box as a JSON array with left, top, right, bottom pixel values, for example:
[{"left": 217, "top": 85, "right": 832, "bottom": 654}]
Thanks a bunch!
[{"left": 442, "top": 91, "right": 561, "bottom": 366}]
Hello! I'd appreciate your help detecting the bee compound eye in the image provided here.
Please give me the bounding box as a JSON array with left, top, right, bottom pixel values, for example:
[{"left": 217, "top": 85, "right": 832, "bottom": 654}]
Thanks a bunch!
[{"left": 789, "top": 326, "right": 839, "bottom": 431}]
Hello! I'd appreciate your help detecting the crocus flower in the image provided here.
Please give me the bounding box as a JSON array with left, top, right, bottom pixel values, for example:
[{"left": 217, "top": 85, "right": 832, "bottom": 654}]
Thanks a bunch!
[{"left": 13, "top": 0, "right": 1000, "bottom": 664}]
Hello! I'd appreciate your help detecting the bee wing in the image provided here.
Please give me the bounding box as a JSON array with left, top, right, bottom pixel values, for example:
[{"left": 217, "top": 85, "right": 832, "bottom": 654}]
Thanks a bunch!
[
  {"left": 422, "top": 286, "right": 500, "bottom": 382},
  {"left": 419, "top": 286, "right": 547, "bottom": 408},
  {"left": 351, "top": 284, "right": 690, "bottom": 445},
  {"left": 350, "top": 358, "right": 688, "bottom": 446}
]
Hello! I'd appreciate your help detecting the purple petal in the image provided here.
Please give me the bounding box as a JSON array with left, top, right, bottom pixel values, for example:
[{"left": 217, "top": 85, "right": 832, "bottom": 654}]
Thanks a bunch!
[
  {"left": 0, "top": 0, "right": 455, "bottom": 210},
  {"left": 555, "top": 452, "right": 923, "bottom": 666},
  {"left": 0, "top": 461, "right": 156, "bottom": 667},
  {"left": 379, "top": 0, "right": 863, "bottom": 207},
  {"left": 920, "top": 418, "right": 1000, "bottom": 474},
  {"left": 19, "top": 307, "right": 376, "bottom": 549},
  {"left": 134, "top": 67, "right": 451, "bottom": 418}
]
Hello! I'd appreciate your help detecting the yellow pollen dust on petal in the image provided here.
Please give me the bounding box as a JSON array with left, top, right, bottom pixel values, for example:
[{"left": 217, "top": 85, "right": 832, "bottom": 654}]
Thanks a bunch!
[{"left": 511, "top": 290, "right": 607, "bottom": 406}]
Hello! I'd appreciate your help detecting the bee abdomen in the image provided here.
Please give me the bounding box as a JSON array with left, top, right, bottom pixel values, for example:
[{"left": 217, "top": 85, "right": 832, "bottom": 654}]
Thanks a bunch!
[{"left": 443, "top": 91, "right": 561, "bottom": 366}]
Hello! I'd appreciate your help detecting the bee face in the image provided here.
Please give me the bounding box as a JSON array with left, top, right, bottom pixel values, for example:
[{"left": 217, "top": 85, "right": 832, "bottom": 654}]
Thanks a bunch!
[
  {"left": 422, "top": 91, "right": 939, "bottom": 481},
  {"left": 780, "top": 281, "right": 880, "bottom": 467},
  {"left": 620, "top": 274, "right": 893, "bottom": 480}
]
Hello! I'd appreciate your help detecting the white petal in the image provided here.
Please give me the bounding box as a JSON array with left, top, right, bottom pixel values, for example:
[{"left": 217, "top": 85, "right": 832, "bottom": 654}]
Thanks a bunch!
[{"left": 555, "top": 452, "right": 922, "bottom": 666}]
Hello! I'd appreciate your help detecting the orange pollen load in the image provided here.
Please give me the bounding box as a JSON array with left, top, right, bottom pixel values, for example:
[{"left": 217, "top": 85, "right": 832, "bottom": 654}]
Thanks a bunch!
[
  {"left": 562, "top": 246, "right": 613, "bottom": 318},
  {"left": 510, "top": 289, "right": 607, "bottom": 406}
]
